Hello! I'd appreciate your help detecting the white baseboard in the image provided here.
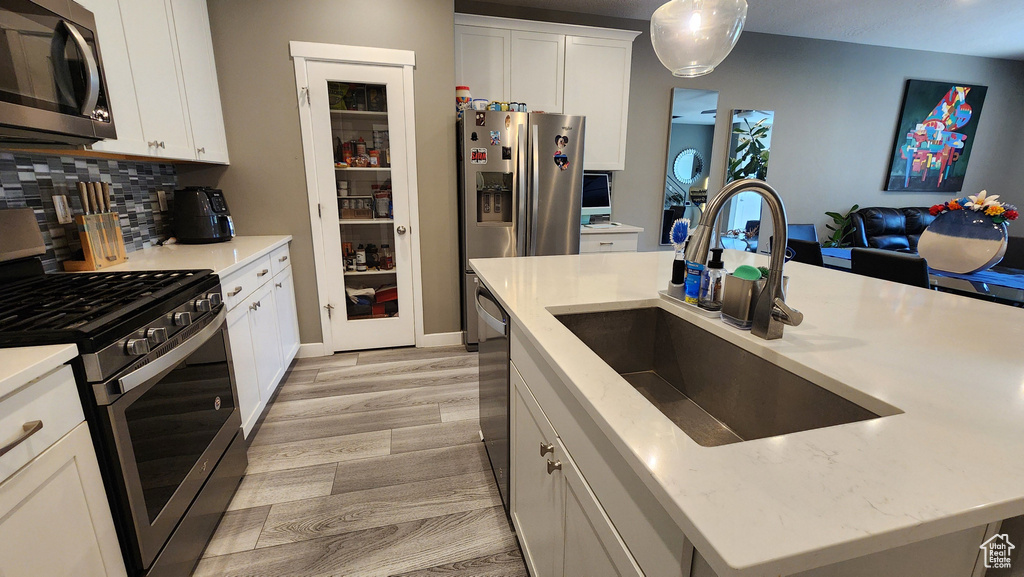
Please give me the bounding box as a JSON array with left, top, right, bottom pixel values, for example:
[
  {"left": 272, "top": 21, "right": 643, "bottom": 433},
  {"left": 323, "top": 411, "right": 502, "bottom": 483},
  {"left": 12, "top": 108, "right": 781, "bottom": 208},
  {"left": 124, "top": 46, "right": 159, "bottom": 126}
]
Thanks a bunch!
[
  {"left": 296, "top": 342, "right": 327, "bottom": 358},
  {"left": 417, "top": 331, "right": 464, "bottom": 348}
]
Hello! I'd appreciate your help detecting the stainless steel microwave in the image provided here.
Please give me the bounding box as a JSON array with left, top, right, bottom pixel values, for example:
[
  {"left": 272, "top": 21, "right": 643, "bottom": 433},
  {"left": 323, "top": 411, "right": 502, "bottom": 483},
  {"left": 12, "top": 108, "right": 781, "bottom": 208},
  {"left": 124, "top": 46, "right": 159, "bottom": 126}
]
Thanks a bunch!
[{"left": 0, "top": 0, "right": 116, "bottom": 145}]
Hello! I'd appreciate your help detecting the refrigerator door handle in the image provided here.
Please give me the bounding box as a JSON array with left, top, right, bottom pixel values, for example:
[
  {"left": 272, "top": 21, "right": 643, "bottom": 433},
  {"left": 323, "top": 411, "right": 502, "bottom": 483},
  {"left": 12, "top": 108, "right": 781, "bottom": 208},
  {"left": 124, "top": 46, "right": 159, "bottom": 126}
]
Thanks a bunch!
[
  {"left": 516, "top": 123, "right": 527, "bottom": 257},
  {"left": 530, "top": 123, "right": 540, "bottom": 256}
]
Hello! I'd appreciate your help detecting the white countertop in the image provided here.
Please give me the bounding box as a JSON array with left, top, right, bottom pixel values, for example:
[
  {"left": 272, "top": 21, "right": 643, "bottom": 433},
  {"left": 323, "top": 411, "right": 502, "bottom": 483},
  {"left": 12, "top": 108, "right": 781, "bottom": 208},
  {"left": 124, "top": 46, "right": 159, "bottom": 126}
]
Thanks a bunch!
[
  {"left": 0, "top": 344, "right": 78, "bottom": 399},
  {"left": 105, "top": 236, "right": 291, "bottom": 277},
  {"left": 471, "top": 250, "right": 1024, "bottom": 576},
  {"left": 580, "top": 222, "right": 644, "bottom": 234}
]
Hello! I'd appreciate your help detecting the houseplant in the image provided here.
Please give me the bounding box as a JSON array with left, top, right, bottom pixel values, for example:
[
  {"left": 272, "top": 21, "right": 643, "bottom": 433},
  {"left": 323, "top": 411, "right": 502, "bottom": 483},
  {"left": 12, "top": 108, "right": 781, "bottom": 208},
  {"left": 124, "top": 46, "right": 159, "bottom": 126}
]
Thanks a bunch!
[
  {"left": 822, "top": 204, "right": 859, "bottom": 248},
  {"left": 917, "top": 190, "right": 1018, "bottom": 274},
  {"left": 727, "top": 117, "right": 770, "bottom": 181}
]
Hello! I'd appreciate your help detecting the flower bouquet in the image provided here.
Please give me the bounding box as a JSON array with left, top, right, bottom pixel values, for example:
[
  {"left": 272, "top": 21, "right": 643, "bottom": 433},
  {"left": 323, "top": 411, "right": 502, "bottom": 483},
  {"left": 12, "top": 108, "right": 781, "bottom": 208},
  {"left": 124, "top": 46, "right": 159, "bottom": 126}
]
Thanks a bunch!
[{"left": 929, "top": 190, "right": 1018, "bottom": 225}]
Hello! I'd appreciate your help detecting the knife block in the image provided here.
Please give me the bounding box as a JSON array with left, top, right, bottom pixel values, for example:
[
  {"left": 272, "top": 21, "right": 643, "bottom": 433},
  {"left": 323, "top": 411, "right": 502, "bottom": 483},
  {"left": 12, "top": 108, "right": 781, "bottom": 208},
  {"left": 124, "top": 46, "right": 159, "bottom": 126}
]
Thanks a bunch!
[{"left": 63, "top": 213, "right": 128, "bottom": 271}]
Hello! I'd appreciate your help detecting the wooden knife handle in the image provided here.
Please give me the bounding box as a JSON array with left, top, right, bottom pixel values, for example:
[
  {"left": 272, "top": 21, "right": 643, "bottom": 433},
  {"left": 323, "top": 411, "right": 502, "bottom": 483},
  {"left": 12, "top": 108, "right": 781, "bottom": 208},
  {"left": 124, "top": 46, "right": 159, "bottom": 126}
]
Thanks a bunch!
[
  {"left": 89, "top": 182, "right": 103, "bottom": 214},
  {"left": 78, "top": 182, "right": 90, "bottom": 214},
  {"left": 102, "top": 182, "right": 113, "bottom": 212}
]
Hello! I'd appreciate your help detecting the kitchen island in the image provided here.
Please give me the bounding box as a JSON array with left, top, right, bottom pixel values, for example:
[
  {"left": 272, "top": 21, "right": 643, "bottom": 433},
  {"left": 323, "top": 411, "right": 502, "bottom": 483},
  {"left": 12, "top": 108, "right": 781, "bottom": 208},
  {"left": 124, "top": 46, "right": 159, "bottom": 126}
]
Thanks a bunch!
[{"left": 471, "top": 249, "right": 1024, "bottom": 577}]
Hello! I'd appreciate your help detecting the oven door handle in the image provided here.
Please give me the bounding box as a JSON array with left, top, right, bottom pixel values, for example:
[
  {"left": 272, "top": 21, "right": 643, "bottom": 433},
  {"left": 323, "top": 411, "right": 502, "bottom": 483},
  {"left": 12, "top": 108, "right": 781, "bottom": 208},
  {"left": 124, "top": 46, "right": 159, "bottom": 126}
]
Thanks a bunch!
[{"left": 118, "top": 309, "right": 226, "bottom": 395}]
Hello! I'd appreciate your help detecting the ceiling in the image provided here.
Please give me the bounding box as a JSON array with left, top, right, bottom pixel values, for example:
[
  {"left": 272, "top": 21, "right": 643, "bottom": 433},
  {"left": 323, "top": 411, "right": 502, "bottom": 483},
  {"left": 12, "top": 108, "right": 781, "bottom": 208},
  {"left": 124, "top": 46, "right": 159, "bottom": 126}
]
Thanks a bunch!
[{"left": 479, "top": 0, "right": 1024, "bottom": 60}]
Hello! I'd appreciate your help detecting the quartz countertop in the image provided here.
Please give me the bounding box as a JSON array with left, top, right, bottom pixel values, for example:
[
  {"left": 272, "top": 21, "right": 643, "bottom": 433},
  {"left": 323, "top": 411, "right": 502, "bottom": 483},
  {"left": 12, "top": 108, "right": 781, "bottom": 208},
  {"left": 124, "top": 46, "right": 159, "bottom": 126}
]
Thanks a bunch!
[
  {"left": 0, "top": 344, "right": 78, "bottom": 399},
  {"left": 105, "top": 236, "right": 291, "bottom": 277},
  {"left": 470, "top": 249, "right": 1024, "bottom": 577}
]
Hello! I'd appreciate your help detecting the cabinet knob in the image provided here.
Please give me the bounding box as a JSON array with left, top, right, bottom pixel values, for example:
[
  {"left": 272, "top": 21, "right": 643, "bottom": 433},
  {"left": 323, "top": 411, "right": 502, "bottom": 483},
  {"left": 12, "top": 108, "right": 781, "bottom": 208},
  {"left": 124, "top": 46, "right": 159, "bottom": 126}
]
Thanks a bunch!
[
  {"left": 257, "top": 269, "right": 269, "bottom": 277},
  {"left": 147, "top": 140, "right": 159, "bottom": 148},
  {"left": 275, "top": 282, "right": 283, "bottom": 288},
  {"left": 540, "top": 442, "right": 554, "bottom": 456},
  {"left": 546, "top": 459, "right": 562, "bottom": 474},
  {"left": 278, "top": 255, "right": 289, "bottom": 262},
  {"left": 396, "top": 225, "right": 407, "bottom": 235},
  {"left": 197, "top": 147, "right": 206, "bottom": 154},
  {"left": 227, "top": 286, "right": 243, "bottom": 297},
  {"left": 159, "top": 141, "right": 166, "bottom": 149}
]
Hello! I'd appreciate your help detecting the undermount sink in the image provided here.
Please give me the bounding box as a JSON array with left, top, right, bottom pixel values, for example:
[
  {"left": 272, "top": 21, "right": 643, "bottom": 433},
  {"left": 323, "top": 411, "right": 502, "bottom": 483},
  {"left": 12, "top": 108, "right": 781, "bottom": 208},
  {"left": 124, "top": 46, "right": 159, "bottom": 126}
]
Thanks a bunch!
[{"left": 555, "top": 307, "right": 892, "bottom": 447}]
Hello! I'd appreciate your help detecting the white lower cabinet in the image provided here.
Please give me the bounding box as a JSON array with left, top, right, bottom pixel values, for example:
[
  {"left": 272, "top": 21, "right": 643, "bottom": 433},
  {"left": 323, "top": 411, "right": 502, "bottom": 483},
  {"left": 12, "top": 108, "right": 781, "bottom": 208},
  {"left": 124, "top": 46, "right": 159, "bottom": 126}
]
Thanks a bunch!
[
  {"left": 511, "top": 364, "right": 643, "bottom": 577},
  {"left": 227, "top": 303, "right": 261, "bottom": 436},
  {"left": 221, "top": 243, "right": 299, "bottom": 438},
  {"left": 273, "top": 267, "right": 301, "bottom": 362},
  {"left": 0, "top": 422, "right": 126, "bottom": 577}
]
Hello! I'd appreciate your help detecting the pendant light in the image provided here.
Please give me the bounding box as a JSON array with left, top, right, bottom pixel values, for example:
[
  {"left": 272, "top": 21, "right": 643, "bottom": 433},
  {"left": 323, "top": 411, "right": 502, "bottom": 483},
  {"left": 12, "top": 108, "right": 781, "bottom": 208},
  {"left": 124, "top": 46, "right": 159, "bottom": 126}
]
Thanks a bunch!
[{"left": 651, "top": 0, "right": 748, "bottom": 77}]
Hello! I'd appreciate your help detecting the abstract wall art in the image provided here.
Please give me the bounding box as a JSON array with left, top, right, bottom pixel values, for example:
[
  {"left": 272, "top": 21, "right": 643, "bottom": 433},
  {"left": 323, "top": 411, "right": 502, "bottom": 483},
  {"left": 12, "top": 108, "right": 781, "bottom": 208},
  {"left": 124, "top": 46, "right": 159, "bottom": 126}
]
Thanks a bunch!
[{"left": 885, "top": 79, "right": 987, "bottom": 192}]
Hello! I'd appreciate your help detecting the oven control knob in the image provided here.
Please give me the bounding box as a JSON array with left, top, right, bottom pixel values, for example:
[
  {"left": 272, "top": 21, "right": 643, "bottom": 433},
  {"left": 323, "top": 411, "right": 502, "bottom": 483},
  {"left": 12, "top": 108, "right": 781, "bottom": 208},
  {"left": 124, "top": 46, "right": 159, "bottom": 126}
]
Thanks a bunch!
[
  {"left": 126, "top": 338, "right": 151, "bottom": 356},
  {"left": 146, "top": 327, "right": 168, "bottom": 345},
  {"left": 173, "top": 312, "right": 193, "bottom": 326},
  {"left": 193, "top": 299, "right": 212, "bottom": 313},
  {"left": 207, "top": 292, "right": 223, "bottom": 308}
]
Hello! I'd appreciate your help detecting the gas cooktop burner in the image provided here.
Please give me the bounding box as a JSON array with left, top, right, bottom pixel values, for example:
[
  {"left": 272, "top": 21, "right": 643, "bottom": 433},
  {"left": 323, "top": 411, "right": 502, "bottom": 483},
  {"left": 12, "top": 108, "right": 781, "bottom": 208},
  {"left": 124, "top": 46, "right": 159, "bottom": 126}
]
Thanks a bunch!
[{"left": 0, "top": 270, "right": 212, "bottom": 343}]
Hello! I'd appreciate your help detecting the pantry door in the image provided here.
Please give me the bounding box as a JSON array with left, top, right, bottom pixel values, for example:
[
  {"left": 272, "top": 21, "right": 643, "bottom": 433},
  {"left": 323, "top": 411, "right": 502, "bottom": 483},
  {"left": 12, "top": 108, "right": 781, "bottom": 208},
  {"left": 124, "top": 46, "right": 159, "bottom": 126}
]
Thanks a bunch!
[{"left": 304, "top": 58, "right": 418, "bottom": 351}]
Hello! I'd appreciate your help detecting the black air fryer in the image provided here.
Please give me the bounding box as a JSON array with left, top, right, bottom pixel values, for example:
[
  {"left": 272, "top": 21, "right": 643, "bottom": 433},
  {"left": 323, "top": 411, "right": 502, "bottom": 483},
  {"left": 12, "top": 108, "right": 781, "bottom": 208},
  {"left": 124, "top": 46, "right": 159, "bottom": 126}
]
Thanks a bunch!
[{"left": 172, "top": 187, "right": 235, "bottom": 243}]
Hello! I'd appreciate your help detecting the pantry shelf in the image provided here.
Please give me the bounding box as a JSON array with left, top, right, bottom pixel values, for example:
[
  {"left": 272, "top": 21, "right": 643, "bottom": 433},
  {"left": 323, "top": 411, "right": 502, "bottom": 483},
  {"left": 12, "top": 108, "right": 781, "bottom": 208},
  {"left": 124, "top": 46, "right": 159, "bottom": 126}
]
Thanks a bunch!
[{"left": 339, "top": 219, "right": 393, "bottom": 224}]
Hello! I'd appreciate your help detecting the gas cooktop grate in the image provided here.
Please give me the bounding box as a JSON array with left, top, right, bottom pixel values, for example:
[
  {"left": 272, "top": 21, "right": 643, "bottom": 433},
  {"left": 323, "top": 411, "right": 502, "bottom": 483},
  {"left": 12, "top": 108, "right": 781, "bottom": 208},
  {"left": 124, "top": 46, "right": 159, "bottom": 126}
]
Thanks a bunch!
[{"left": 0, "top": 270, "right": 208, "bottom": 335}]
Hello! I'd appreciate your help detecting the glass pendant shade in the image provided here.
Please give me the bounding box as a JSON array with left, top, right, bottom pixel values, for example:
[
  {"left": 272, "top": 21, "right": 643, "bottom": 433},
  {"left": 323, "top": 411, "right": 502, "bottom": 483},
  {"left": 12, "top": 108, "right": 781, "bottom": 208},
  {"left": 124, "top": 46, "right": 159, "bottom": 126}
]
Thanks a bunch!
[{"left": 651, "top": 0, "right": 748, "bottom": 77}]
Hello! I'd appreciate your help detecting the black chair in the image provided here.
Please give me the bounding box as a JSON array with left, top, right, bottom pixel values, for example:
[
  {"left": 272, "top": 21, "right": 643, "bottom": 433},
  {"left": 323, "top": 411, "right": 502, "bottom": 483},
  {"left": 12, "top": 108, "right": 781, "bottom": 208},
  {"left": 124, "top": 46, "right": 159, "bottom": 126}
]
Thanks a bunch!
[
  {"left": 786, "top": 239, "right": 824, "bottom": 267},
  {"left": 994, "top": 236, "right": 1024, "bottom": 271},
  {"left": 851, "top": 248, "right": 930, "bottom": 288}
]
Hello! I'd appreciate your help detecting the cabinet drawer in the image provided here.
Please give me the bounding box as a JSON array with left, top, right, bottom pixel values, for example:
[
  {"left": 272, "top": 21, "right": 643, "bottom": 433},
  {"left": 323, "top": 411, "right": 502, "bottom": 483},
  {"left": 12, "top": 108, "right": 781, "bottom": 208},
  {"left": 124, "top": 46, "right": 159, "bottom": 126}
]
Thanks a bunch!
[
  {"left": 580, "top": 233, "right": 638, "bottom": 253},
  {"left": 0, "top": 365, "right": 83, "bottom": 483},
  {"left": 270, "top": 244, "right": 291, "bottom": 277},
  {"left": 221, "top": 255, "right": 274, "bottom": 311}
]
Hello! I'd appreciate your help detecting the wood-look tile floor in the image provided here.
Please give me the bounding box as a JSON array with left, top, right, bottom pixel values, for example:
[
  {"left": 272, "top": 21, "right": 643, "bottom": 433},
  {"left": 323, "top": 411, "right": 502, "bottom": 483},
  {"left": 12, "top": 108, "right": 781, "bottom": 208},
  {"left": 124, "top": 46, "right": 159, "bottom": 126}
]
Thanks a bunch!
[{"left": 194, "top": 346, "right": 528, "bottom": 577}]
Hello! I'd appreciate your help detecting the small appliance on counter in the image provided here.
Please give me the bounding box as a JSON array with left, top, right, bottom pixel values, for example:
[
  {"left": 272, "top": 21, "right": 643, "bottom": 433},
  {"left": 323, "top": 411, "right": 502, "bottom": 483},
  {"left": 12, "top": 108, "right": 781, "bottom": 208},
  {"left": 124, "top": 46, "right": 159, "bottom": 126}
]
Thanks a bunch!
[{"left": 172, "top": 187, "right": 235, "bottom": 244}]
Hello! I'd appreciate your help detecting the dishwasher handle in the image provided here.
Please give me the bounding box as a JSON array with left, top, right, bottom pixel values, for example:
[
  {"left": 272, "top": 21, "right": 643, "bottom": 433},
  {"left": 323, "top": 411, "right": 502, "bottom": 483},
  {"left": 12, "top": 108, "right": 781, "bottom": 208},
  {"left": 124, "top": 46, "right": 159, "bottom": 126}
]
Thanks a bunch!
[{"left": 475, "top": 285, "right": 507, "bottom": 336}]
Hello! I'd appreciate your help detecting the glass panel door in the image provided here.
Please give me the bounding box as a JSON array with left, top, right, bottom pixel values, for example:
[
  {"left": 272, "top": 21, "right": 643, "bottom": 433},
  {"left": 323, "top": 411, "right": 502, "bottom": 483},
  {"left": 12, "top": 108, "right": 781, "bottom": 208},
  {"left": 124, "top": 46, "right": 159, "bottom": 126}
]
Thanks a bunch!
[
  {"left": 306, "top": 60, "right": 416, "bottom": 351},
  {"left": 330, "top": 81, "right": 400, "bottom": 322}
]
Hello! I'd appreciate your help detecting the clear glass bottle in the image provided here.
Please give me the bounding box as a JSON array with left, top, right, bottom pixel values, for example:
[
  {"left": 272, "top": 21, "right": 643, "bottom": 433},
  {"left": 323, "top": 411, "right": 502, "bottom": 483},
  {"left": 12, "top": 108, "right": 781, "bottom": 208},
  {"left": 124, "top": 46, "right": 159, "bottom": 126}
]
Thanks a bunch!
[{"left": 699, "top": 247, "right": 727, "bottom": 311}]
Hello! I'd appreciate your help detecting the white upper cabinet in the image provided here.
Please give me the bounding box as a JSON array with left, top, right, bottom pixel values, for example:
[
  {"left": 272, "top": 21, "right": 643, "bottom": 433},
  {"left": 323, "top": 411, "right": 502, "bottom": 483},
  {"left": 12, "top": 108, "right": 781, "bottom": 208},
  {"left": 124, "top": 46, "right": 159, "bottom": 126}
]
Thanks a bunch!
[
  {"left": 78, "top": 0, "right": 147, "bottom": 156},
  {"left": 510, "top": 30, "right": 564, "bottom": 113},
  {"left": 455, "top": 25, "right": 511, "bottom": 103},
  {"left": 563, "top": 35, "right": 633, "bottom": 171},
  {"left": 86, "top": 0, "right": 229, "bottom": 163},
  {"left": 454, "top": 15, "right": 638, "bottom": 171},
  {"left": 170, "top": 0, "right": 230, "bottom": 163},
  {"left": 116, "top": 0, "right": 194, "bottom": 159}
]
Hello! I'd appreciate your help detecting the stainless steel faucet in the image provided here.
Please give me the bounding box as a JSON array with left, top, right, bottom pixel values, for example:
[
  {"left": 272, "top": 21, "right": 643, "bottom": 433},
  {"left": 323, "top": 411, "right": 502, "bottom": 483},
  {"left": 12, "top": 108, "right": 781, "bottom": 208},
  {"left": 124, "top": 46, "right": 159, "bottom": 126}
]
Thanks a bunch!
[{"left": 684, "top": 178, "right": 803, "bottom": 339}]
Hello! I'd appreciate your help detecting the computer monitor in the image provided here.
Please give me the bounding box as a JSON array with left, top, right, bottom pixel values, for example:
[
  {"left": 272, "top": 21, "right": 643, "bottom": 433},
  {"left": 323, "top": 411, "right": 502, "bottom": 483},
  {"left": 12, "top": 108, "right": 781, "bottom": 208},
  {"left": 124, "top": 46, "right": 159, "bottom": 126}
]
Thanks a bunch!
[{"left": 581, "top": 172, "right": 611, "bottom": 224}]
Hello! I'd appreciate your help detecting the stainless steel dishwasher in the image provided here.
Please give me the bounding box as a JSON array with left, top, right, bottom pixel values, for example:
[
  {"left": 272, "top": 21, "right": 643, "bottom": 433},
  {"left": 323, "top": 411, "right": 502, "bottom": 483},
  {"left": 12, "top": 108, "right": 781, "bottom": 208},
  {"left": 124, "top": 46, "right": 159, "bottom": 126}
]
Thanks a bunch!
[{"left": 476, "top": 279, "right": 510, "bottom": 514}]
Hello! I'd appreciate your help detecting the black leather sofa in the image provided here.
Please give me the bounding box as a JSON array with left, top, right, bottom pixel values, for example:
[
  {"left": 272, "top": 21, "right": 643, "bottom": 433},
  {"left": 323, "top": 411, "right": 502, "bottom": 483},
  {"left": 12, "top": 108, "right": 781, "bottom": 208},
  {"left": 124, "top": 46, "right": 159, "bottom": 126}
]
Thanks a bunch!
[{"left": 850, "top": 207, "right": 936, "bottom": 252}]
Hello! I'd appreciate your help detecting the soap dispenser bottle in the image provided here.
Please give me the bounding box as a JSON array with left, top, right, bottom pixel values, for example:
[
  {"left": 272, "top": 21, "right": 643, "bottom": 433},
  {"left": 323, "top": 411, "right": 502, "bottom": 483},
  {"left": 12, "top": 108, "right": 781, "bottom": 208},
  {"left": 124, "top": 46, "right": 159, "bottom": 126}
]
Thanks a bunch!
[{"left": 699, "top": 248, "right": 727, "bottom": 311}]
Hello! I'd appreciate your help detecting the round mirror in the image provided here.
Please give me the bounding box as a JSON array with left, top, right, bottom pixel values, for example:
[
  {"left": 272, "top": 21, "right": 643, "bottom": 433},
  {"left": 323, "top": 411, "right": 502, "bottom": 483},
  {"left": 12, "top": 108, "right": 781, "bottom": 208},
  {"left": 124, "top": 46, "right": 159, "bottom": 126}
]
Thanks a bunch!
[{"left": 673, "top": 148, "right": 704, "bottom": 185}]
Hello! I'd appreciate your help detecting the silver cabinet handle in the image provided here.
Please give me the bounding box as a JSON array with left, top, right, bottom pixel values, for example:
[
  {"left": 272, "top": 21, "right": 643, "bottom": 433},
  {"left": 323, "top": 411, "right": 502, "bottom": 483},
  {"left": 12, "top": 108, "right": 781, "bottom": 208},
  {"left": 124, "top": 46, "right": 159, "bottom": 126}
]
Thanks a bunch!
[
  {"left": 396, "top": 225, "right": 407, "bottom": 235},
  {"left": 0, "top": 421, "right": 43, "bottom": 457},
  {"left": 159, "top": 141, "right": 166, "bottom": 149},
  {"left": 540, "top": 442, "right": 554, "bottom": 456},
  {"left": 275, "top": 282, "right": 282, "bottom": 288},
  {"left": 278, "top": 255, "right": 288, "bottom": 262},
  {"left": 599, "top": 241, "right": 614, "bottom": 245},
  {"left": 148, "top": 140, "right": 159, "bottom": 147},
  {"left": 547, "top": 459, "right": 562, "bottom": 474},
  {"left": 227, "top": 286, "right": 243, "bottom": 297},
  {"left": 257, "top": 269, "right": 269, "bottom": 277},
  {"left": 197, "top": 147, "right": 206, "bottom": 154}
]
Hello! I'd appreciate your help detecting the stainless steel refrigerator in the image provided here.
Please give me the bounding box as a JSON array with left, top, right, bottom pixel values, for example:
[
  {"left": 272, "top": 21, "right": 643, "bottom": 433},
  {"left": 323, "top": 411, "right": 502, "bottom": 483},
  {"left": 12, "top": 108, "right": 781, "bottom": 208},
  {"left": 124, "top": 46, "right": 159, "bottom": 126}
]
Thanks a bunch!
[{"left": 458, "top": 110, "right": 586, "bottom": 349}]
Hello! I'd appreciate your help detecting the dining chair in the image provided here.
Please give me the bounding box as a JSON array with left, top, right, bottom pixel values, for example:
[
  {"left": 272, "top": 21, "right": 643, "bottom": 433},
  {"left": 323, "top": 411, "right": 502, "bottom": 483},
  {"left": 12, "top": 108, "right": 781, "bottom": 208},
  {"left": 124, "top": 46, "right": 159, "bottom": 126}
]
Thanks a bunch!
[
  {"left": 851, "top": 248, "right": 930, "bottom": 288},
  {"left": 786, "top": 239, "right": 824, "bottom": 267},
  {"left": 788, "top": 224, "right": 818, "bottom": 242},
  {"left": 994, "top": 236, "right": 1024, "bottom": 271}
]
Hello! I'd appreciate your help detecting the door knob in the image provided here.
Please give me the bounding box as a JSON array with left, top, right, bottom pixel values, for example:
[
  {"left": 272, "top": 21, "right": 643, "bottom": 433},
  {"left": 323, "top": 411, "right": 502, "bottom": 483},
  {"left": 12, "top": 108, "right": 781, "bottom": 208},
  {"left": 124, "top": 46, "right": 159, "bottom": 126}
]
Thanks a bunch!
[
  {"left": 396, "top": 225, "right": 407, "bottom": 235},
  {"left": 547, "top": 459, "right": 562, "bottom": 474},
  {"left": 540, "top": 442, "right": 554, "bottom": 456}
]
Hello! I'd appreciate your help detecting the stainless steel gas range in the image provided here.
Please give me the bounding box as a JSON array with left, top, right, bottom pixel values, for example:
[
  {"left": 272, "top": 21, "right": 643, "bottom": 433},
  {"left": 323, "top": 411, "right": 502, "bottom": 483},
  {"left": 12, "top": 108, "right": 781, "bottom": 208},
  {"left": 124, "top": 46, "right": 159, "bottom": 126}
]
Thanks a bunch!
[{"left": 0, "top": 208, "right": 246, "bottom": 577}]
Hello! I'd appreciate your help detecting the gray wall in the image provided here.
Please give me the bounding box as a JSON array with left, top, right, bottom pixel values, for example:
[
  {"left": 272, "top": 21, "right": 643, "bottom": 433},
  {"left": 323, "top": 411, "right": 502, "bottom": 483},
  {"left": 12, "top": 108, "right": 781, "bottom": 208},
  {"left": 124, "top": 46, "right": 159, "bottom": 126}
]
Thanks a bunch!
[
  {"left": 458, "top": 1, "right": 1024, "bottom": 252},
  {"left": 180, "top": 0, "right": 459, "bottom": 344}
]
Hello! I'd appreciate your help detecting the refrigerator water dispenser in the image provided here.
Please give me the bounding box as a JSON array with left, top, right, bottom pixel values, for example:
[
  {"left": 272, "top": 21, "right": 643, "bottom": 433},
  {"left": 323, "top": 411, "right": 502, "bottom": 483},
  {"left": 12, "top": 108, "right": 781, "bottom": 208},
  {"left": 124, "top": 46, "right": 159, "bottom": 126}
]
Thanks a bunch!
[{"left": 476, "top": 172, "right": 513, "bottom": 225}]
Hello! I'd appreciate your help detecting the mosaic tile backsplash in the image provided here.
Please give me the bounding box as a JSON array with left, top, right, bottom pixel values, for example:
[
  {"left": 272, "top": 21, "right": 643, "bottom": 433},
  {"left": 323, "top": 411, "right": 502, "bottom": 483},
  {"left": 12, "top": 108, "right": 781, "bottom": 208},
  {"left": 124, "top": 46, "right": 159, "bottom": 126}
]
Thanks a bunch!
[{"left": 0, "top": 152, "right": 176, "bottom": 272}]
